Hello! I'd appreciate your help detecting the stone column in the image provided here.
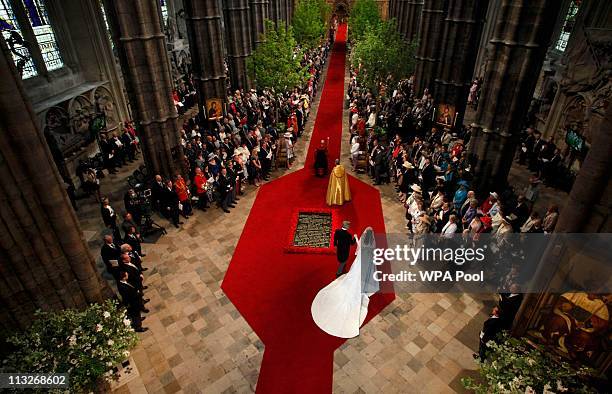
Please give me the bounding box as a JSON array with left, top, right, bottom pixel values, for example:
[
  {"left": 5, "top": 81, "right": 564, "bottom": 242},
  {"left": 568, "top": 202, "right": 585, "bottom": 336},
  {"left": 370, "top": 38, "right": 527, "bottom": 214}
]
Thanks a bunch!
[
  {"left": 224, "top": 0, "right": 253, "bottom": 90},
  {"left": 395, "top": 0, "right": 407, "bottom": 38},
  {"left": 267, "top": 0, "right": 277, "bottom": 26},
  {"left": 467, "top": 0, "right": 562, "bottom": 194},
  {"left": 268, "top": 0, "right": 289, "bottom": 29},
  {"left": 402, "top": 0, "right": 424, "bottom": 42},
  {"left": 287, "top": 0, "right": 295, "bottom": 26},
  {"left": 104, "top": 0, "right": 185, "bottom": 177},
  {"left": 472, "top": 0, "right": 499, "bottom": 79},
  {"left": 414, "top": 0, "right": 447, "bottom": 94},
  {"left": 183, "top": 0, "right": 227, "bottom": 108},
  {"left": 251, "top": 0, "right": 269, "bottom": 46},
  {"left": 389, "top": 0, "right": 398, "bottom": 19},
  {"left": 556, "top": 109, "right": 611, "bottom": 233},
  {"left": 433, "top": 0, "right": 488, "bottom": 127},
  {"left": 0, "top": 38, "right": 111, "bottom": 330}
]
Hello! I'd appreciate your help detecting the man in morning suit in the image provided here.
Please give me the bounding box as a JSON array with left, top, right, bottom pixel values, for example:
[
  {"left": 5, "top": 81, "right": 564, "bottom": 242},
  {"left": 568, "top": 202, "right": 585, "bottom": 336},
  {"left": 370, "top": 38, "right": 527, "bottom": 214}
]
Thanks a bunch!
[
  {"left": 475, "top": 306, "right": 504, "bottom": 361},
  {"left": 334, "top": 220, "right": 357, "bottom": 277},
  {"left": 117, "top": 271, "right": 148, "bottom": 332},
  {"left": 101, "top": 234, "right": 121, "bottom": 277}
]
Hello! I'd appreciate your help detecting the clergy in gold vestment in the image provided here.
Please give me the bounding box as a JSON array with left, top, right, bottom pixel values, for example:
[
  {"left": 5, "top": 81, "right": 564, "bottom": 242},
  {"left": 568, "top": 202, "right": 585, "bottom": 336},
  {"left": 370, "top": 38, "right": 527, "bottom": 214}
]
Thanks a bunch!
[{"left": 326, "top": 160, "right": 351, "bottom": 206}]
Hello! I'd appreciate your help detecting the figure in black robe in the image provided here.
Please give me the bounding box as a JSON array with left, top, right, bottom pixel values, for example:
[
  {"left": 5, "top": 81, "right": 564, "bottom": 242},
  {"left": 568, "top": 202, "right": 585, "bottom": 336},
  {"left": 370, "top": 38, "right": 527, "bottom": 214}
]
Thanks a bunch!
[{"left": 314, "top": 139, "right": 329, "bottom": 177}]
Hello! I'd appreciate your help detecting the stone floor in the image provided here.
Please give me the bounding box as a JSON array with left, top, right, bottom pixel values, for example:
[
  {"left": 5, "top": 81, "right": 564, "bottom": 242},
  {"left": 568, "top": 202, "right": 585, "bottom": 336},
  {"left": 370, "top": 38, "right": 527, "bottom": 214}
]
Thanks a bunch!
[{"left": 71, "top": 62, "right": 570, "bottom": 393}]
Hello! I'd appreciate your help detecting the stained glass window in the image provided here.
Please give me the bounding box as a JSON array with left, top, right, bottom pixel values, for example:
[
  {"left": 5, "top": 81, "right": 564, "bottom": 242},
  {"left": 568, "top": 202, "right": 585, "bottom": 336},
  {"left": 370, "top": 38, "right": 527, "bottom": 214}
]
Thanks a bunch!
[
  {"left": 21, "top": 0, "right": 63, "bottom": 71},
  {"left": 0, "top": 0, "right": 37, "bottom": 78},
  {"left": 555, "top": 0, "right": 580, "bottom": 52}
]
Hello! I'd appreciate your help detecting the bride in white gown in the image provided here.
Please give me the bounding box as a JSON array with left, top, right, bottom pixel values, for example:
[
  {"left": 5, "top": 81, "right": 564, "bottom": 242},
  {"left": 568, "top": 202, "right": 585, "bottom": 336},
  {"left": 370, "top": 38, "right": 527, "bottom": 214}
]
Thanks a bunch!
[{"left": 311, "top": 227, "right": 379, "bottom": 338}]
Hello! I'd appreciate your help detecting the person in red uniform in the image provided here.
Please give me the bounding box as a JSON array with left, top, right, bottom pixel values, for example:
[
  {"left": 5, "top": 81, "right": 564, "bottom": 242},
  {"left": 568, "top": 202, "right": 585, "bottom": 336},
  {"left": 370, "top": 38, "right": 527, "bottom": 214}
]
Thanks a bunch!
[
  {"left": 287, "top": 109, "right": 299, "bottom": 138},
  {"left": 193, "top": 167, "right": 209, "bottom": 211},
  {"left": 174, "top": 174, "right": 192, "bottom": 218}
]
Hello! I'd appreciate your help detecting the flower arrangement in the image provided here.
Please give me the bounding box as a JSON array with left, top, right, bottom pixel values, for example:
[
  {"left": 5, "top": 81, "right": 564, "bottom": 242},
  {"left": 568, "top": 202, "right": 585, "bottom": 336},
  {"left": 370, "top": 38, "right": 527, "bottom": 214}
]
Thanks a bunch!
[
  {"left": 1, "top": 300, "right": 139, "bottom": 393},
  {"left": 462, "top": 333, "right": 597, "bottom": 394}
]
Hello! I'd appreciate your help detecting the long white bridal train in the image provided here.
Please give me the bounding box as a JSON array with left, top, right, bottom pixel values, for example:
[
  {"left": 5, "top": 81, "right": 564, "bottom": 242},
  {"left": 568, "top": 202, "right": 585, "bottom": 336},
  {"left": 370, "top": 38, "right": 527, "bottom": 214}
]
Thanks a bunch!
[{"left": 311, "top": 227, "right": 380, "bottom": 338}]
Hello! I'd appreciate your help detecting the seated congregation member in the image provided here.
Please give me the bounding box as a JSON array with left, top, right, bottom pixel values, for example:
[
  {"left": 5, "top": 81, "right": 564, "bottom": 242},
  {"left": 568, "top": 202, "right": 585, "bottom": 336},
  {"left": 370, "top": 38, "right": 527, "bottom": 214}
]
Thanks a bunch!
[
  {"left": 435, "top": 202, "right": 453, "bottom": 232},
  {"left": 160, "top": 180, "right": 182, "bottom": 228},
  {"left": 513, "top": 195, "right": 530, "bottom": 231},
  {"left": 100, "top": 234, "right": 121, "bottom": 276},
  {"left": 542, "top": 204, "right": 558, "bottom": 233},
  {"left": 429, "top": 188, "right": 445, "bottom": 212},
  {"left": 453, "top": 181, "right": 469, "bottom": 211},
  {"left": 441, "top": 214, "right": 458, "bottom": 238},
  {"left": 117, "top": 271, "right": 148, "bottom": 332}
]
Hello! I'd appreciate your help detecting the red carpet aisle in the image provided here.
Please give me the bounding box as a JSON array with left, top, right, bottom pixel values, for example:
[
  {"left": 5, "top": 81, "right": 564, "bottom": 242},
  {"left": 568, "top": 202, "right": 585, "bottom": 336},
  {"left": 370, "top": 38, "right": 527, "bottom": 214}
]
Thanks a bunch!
[{"left": 222, "top": 24, "right": 395, "bottom": 393}]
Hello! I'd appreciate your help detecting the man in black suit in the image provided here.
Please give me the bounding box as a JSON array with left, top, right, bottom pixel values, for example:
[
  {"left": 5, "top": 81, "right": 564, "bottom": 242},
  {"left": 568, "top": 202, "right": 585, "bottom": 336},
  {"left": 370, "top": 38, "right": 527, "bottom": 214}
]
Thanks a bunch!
[
  {"left": 100, "top": 234, "right": 120, "bottom": 277},
  {"left": 101, "top": 197, "right": 122, "bottom": 242},
  {"left": 217, "top": 167, "right": 234, "bottom": 213},
  {"left": 334, "top": 221, "right": 357, "bottom": 277},
  {"left": 475, "top": 306, "right": 504, "bottom": 360},
  {"left": 117, "top": 271, "right": 148, "bottom": 332},
  {"left": 513, "top": 195, "right": 530, "bottom": 231},
  {"left": 259, "top": 141, "right": 272, "bottom": 180},
  {"left": 120, "top": 253, "right": 145, "bottom": 292},
  {"left": 499, "top": 285, "right": 524, "bottom": 330},
  {"left": 420, "top": 157, "right": 436, "bottom": 195},
  {"left": 121, "top": 243, "right": 147, "bottom": 272},
  {"left": 529, "top": 131, "right": 544, "bottom": 172},
  {"left": 100, "top": 134, "right": 117, "bottom": 174},
  {"left": 160, "top": 180, "right": 181, "bottom": 228},
  {"left": 124, "top": 226, "right": 145, "bottom": 257},
  {"left": 151, "top": 175, "right": 165, "bottom": 211}
]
